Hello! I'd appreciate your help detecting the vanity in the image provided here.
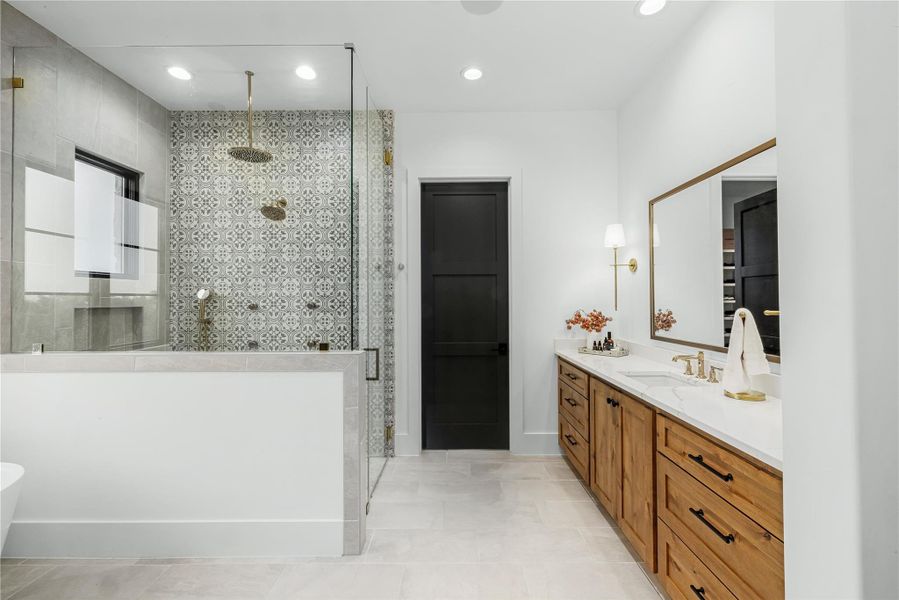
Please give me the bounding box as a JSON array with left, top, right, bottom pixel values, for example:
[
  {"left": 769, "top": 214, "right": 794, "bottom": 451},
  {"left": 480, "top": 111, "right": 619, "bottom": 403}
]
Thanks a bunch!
[{"left": 557, "top": 349, "right": 783, "bottom": 599}]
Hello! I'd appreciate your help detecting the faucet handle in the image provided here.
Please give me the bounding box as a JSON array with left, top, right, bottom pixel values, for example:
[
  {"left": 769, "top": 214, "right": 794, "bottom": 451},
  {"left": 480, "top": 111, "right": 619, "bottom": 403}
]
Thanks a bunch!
[
  {"left": 678, "top": 357, "right": 694, "bottom": 376},
  {"left": 708, "top": 366, "right": 723, "bottom": 384}
]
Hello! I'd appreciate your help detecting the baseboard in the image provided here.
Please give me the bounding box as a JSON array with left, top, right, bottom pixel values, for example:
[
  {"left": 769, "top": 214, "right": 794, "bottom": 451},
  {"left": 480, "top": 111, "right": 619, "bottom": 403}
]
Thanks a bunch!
[{"left": 3, "top": 519, "right": 343, "bottom": 558}]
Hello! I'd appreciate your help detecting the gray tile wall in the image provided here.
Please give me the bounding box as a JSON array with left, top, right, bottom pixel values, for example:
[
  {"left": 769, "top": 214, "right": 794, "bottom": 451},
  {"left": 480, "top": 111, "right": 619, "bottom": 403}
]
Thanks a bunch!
[{"left": 0, "top": 2, "right": 170, "bottom": 353}]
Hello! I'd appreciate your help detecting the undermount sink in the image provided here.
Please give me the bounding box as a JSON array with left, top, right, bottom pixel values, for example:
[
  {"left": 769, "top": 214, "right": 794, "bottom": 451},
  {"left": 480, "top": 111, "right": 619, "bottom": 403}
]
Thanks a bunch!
[{"left": 621, "top": 371, "right": 698, "bottom": 388}]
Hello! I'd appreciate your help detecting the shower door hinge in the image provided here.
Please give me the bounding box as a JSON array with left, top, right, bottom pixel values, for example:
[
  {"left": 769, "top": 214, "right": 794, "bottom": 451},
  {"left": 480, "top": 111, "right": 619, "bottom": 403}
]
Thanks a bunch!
[
  {"left": 344, "top": 42, "right": 355, "bottom": 50},
  {"left": 384, "top": 150, "right": 393, "bottom": 166},
  {"left": 9, "top": 77, "right": 24, "bottom": 89}
]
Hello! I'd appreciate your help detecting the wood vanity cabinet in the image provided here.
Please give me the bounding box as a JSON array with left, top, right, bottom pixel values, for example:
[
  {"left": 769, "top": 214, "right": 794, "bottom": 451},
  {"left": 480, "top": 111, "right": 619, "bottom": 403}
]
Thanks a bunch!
[
  {"left": 556, "top": 356, "right": 785, "bottom": 599},
  {"left": 589, "top": 376, "right": 656, "bottom": 570}
]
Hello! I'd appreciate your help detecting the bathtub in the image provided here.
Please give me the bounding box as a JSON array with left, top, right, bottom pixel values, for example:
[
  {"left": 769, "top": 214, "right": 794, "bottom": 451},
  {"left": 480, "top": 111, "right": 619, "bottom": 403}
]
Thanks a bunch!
[{"left": 1, "top": 463, "right": 24, "bottom": 550}]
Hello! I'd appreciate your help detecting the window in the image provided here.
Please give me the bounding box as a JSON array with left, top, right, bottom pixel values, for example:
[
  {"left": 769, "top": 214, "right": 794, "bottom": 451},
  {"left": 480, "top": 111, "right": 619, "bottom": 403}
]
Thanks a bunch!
[{"left": 73, "top": 149, "right": 141, "bottom": 279}]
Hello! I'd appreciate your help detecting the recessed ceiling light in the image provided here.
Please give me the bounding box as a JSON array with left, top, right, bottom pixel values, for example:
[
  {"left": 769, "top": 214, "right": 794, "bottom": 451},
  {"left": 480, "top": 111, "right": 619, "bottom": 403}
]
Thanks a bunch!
[
  {"left": 295, "top": 65, "right": 317, "bottom": 80},
  {"left": 167, "top": 66, "right": 192, "bottom": 81},
  {"left": 461, "top": 67, "right": 483, "bottom": 81},
  {"left": 636, "top": 0, "right": 666, "bottom": 16}
]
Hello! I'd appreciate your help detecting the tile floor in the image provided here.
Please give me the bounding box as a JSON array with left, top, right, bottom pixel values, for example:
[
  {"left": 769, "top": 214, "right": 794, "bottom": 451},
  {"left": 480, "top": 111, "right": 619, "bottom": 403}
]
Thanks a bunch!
[{"left": 0, "top": 451, "right": 663, "bottom": 599}]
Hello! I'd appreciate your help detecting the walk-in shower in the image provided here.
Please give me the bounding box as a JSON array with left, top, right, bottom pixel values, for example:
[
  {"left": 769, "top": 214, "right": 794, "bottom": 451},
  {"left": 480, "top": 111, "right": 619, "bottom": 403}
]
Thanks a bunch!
[{"left": 2, "top": 41, "right": 394, "bottom": 496}]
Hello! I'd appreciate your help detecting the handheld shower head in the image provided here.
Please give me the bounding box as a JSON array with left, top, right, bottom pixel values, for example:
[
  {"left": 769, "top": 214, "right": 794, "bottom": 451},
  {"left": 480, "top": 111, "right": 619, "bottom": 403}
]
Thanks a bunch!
[{"left": 196, "top": 288, "right": 210, "bottom": 300}]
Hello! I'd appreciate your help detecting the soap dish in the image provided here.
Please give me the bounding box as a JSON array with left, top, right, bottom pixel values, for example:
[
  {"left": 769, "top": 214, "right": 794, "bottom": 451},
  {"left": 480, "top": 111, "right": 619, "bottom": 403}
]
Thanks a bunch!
[
  {"left": 578, "top": 347, "right": 629, "bottom": 358},
  {"left": 724, "top": 389, "right": 767, "bottom": 401}
]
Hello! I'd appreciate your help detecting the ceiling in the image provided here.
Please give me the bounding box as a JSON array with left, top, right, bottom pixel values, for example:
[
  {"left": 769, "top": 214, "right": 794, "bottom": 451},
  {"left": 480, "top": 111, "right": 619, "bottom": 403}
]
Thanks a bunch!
[{"left": 10, "top": 0, "right": 710, "bottom": 112}]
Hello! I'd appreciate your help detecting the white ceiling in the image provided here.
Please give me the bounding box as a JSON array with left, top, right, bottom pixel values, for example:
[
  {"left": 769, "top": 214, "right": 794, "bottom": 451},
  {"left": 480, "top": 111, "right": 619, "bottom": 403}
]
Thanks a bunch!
[{"left": 10, "top": 0, "right": 710, "bottom": 112}]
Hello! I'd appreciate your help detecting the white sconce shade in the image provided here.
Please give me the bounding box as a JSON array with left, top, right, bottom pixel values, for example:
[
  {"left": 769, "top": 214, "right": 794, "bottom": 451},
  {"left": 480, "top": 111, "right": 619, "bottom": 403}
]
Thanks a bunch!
[
  {"left": 653, "top": 223, "right": 661, "bottom": 247},
  {"left": 604, "top": 223, "right": 626, "bottom": 248}
]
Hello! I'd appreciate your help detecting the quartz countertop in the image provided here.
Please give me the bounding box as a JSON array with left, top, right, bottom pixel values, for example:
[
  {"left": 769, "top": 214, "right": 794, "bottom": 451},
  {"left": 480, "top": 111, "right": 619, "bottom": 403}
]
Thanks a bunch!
[{"left": 555, "top": 347, "right": 783, "bottom": 471}]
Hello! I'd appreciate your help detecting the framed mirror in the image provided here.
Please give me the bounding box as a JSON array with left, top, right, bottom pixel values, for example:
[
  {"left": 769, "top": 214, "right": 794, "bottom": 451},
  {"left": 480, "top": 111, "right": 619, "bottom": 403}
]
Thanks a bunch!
[{"left": 649, "top": 139, "right": 780, "bottom": 362}]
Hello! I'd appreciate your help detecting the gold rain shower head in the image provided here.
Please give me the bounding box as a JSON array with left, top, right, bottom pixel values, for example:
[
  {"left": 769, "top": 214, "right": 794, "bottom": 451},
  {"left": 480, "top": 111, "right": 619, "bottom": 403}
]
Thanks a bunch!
[
  {"left": 228, "top": 70, "right": 273, "bottom": 164},
  {"left": 260, "top": 198, "right": 288, "bottom": 221}
]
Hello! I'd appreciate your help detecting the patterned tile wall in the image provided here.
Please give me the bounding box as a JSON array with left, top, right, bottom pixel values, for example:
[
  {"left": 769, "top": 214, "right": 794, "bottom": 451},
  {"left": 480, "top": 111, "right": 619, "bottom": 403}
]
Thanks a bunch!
[{"left": 167, "top": 108, "right": 395, "bottom": 455}]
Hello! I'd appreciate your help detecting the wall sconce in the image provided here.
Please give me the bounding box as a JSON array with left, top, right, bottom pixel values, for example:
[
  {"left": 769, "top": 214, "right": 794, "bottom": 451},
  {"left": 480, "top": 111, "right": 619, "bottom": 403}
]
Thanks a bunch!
[{"left": 604, "top": 223, "right": 637, "bottom": 311}]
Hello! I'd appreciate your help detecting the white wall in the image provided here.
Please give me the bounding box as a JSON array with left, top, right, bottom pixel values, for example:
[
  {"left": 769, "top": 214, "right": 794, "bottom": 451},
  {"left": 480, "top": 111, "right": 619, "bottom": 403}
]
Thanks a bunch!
[
  {"left": 393, "top": 110, "right": 618, "bottom": 455},
  {"left": 1, "top": 371, "right": 346, "bottom": 557},
  {"left": 776, "top": 2, "right": 898, "bottom": 598},
  {"left": 617, "top": 1, "right": 776, "bottom": 361}
]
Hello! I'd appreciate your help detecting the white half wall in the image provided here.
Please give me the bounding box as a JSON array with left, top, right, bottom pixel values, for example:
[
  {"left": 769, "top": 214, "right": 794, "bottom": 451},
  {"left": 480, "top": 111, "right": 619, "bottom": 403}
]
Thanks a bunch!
[
  {"left": 616, "top": 1, "right": 776, "bottom": 360},
  {"left": 393, "top": 111, "right": 618, "bottom": 455},
  {"left": 1, "top": 371, "right": 345, "bottom": 557}
]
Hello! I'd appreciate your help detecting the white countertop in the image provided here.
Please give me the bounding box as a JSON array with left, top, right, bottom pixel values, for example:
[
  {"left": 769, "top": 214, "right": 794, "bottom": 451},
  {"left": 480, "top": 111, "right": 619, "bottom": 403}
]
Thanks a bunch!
[{"left": 555, "top": 347, "right": 783, "bottom": 471}]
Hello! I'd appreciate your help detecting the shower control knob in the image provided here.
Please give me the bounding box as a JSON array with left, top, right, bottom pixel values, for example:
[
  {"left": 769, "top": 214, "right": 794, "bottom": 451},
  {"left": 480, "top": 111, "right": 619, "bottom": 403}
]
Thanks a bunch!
[
  {"left": 247, "top": 302, "right": 259, "bottom": 311},
  {"left": 306, "top": 302, "right": 320, "bottom": 310},
  {"left": 247, "top": 340, "right": 259, "bottom": 350}
]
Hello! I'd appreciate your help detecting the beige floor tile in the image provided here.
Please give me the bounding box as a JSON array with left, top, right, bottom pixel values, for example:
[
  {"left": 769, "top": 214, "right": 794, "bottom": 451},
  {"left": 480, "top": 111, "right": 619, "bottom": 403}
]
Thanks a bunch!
[
  {"left": 138, "top": 564, "right": 284, "bottom": 599},
  {"left": 380, "top": 462, "right": 471, "bottom": 484},
  {"left": 417, "top": 481, "right": 504, "bottom": 503},
  {"left": 446, "top": 450, "right": 513, "bottom": 462},
  {"left": 8, "top": 564, "right": 166, "bottom": 600},
  {"left": 370, "top": 481, "right": 421, "bottom": 502},
  {"left": 541, "top": 462, "right": 579, "bottom": 481},
  {"left": 267, "top": 563, "right": 404, "bottom": 599},
  {"left": 469, "top": 462, "right": 555, "bottom": 481},
  {"left": 399, "top": 562, "right": 532, "bottom": 600},
  {"left": 578, "top": 527, "right": 641, "bottom": 562},
  {"left": 536, "top": 500, "right": 615, "bottom": 528},
  {"left": 442, "top": 499, "right": 543, "bottom": 531},
  {"left": 500, "top": 480, "right": 591, "bottom": 502},
  {"left": 476, "top": 528, "right": 595, "bottom": 563},
  {"left": 0, "top": 565, "right": 55, "bottom": 600},
  {"left": 367, "top": 500, "right": 444, "bottom": 530},
  {"left": 364, "top": 530, "right": 479, "bottom": 564},
  {"left": 522, "top": 561, "right": 662, "bottom": 600}
]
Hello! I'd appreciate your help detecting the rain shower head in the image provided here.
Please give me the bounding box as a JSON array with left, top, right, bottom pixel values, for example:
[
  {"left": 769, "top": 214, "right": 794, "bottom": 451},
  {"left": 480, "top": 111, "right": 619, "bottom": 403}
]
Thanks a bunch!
[
  {"left": 260, "top": 199, "right": 287, "bottom": 221},
  {"left": 229, "top": 70, "right": 272, "bottom": 164}
]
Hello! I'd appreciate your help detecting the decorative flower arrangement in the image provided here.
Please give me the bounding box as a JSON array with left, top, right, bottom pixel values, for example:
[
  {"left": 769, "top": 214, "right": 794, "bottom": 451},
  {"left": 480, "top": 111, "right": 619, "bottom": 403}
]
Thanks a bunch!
[
  {"left": 655, "top": 309, "right": 677, "bottom": 332},
  {"left": 566, "top": 309, "right": 612, "bottom": 334}
]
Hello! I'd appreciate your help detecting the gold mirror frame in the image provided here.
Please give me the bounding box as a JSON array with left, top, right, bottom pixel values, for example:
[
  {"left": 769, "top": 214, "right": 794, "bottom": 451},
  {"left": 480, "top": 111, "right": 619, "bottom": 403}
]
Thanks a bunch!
[{"left": 648, "top": 138, "right": 780, "bottom": 363}]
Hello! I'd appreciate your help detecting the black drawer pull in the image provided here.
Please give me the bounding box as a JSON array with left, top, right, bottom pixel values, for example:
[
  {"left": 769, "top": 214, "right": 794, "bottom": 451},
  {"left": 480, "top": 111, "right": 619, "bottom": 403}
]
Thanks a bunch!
[
  {"left": 565, "top": 397, "right": 578, "bottom": 407},
  {"left": 564, "top": 434, "right": 578, "bottom": 446},
  {"left": 689, "top": 507, "right": 735, "bottom": 544},
  {"left": 688, "top": 453, "right": 734, "bottom": 482},
  {"left": 566, "top": 372, "right": 578, "bottom": 381},
  {"left": 690, "top": 585, "right": 706, "bottom": 600},
  {"left": 606, "top": 396, "right": 612, "bottom": 405},
  {"left": 610, "top": 399, "right": 619, "bottom": 408}
]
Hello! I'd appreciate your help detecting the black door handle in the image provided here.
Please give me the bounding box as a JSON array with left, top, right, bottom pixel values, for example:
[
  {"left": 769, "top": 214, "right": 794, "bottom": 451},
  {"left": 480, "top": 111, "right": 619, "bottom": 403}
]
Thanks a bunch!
[
  {"left": 564, "top": 434, "right": 578, "bottom": 446},
  {"left": 688, "top": 453, "right": 734, "bottom": 482},
  {"left": 689, "top": 507, "right": 735, "bottom": 544},
  {"left": 495, "top": 342, "right": 508, "bottom": 356},
  {"left": 690, "top": 585, "right": 706, "bottom": 600}
]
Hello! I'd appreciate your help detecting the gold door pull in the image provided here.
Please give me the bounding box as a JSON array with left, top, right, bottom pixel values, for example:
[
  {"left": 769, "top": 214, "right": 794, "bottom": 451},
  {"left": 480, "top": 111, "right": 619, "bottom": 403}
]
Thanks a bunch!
[{"left": 763, "top": 310, "right": 781, "bottom": 317}]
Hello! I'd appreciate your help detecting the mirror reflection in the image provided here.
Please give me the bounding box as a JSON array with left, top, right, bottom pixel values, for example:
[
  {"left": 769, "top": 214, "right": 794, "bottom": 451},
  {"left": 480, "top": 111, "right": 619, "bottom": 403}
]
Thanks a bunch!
[{"left": 650, "top": 142, "right": 780, "bottom": 358}]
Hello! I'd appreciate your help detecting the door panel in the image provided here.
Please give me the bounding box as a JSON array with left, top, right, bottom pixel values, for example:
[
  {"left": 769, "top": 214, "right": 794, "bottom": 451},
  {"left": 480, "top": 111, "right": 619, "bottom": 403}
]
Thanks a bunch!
[
  {"left": 421, "top": 182, "right": 509, "bottom": 449},
  {"left": 590, "top": 378, "right": 620, "bottom": 517},
  {"left": 619, "top": 392, "right": 656, "bottom": 569},
  {"left": 734, "top": 189, "right": 779, "bottom": 354}
]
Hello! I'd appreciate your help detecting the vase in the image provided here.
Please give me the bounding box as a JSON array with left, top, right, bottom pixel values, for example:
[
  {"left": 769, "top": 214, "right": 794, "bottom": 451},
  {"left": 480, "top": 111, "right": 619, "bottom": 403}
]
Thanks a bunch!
[{"left": 585, "top": 331, "right": 603, "bottom": 351}]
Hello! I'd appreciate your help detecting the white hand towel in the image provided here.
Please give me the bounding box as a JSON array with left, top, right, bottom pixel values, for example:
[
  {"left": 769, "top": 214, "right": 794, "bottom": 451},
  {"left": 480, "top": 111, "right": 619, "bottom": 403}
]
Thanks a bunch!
[{"left": 723, "top": 308, "right": 770, "bottom": 394}]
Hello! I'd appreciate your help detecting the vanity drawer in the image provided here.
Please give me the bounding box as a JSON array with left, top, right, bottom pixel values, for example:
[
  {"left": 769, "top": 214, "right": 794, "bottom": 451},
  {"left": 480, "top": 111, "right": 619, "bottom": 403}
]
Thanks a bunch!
[
  {"left": 658, "top": 519, "right": 737, "bottom": 600},
  {"left": 657, "top": 415, "right": 783, "bottom": 540},
  {"left": 558, "top": 379, "right": 589, "bottom": 440},
  {"left": 558, "top": 359, "right": 589, "bottom": 398},
  {"left": 559, "top": 412, "right": 589, "bottom": 480},
  {"left": 657, "top": 456, "right": 784, "bottom": 600}
]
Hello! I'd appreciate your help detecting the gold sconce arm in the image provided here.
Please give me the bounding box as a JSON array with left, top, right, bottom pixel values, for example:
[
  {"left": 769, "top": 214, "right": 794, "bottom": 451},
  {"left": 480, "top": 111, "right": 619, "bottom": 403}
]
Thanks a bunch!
[{"left": 609, "top": 247, "right": 638, "bottom": 311}]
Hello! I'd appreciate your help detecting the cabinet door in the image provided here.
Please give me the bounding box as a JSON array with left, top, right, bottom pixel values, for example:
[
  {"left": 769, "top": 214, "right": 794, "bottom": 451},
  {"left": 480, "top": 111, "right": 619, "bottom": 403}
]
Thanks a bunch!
[
  {"left": 619, "top": 390, "right": 656, "bottom": 570},
  {"left": 590, "top": 378, "right": 620, "bottom": 518}
]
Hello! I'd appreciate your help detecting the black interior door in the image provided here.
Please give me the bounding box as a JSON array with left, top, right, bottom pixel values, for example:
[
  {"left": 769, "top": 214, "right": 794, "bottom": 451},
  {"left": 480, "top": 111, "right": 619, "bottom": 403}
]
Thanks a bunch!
[
  {"left": 421, "top": 182, "right": 509, "bottom": 450},
  {"left": 734, "top": 188, "right": 779, "bottom": 354}
]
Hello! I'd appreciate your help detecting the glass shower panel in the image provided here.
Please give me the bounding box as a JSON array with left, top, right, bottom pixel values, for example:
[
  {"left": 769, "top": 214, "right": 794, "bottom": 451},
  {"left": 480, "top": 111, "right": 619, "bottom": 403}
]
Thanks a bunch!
[{"left": 352, "top": 54, "right": 391, "bottom": 499}]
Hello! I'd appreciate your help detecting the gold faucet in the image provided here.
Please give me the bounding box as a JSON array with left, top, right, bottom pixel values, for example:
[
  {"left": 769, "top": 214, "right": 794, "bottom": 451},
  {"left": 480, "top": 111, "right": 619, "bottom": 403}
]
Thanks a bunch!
[
  {"left": 672, "top": 351, "right": 706, "bottom": 378},
  {"left": 672, "top": 353, "right": 697, "bottom": 376},
  {"left": 709, "top": 365, "right": 723, "bottom": 384}
]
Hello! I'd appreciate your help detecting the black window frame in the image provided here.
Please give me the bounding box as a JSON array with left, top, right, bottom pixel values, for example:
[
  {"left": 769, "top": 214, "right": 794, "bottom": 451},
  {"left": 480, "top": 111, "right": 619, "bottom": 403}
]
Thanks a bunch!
[{"left": 73, "top": 149, "right": 142, "bottom": 280}]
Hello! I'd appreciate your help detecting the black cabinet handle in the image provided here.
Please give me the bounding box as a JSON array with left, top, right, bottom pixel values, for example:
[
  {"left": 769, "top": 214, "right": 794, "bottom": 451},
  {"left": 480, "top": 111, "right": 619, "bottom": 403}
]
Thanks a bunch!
[
  {"left": 688, "top": 453, "right": 734, "bottom": 482},
  {"left": 564, "top": 434, "right": 578, "bottom": 446},
  {"left": 606, "top": 396, "right": 612, "bottom": 405},
  {"left": 611, "top": 399, "right": 619, "bottom": 408},
  {"left": 564, "top": 397, "right": 578, "bottom": 407},
  {"left": 690, "top": 585, "right": 706, "bottom": 600},
  {"left": 689, "top": 507, "right": 735, "bottom": 544},
  {"left": 566, "top": 373, "right": 577, "bottom": 381}
]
